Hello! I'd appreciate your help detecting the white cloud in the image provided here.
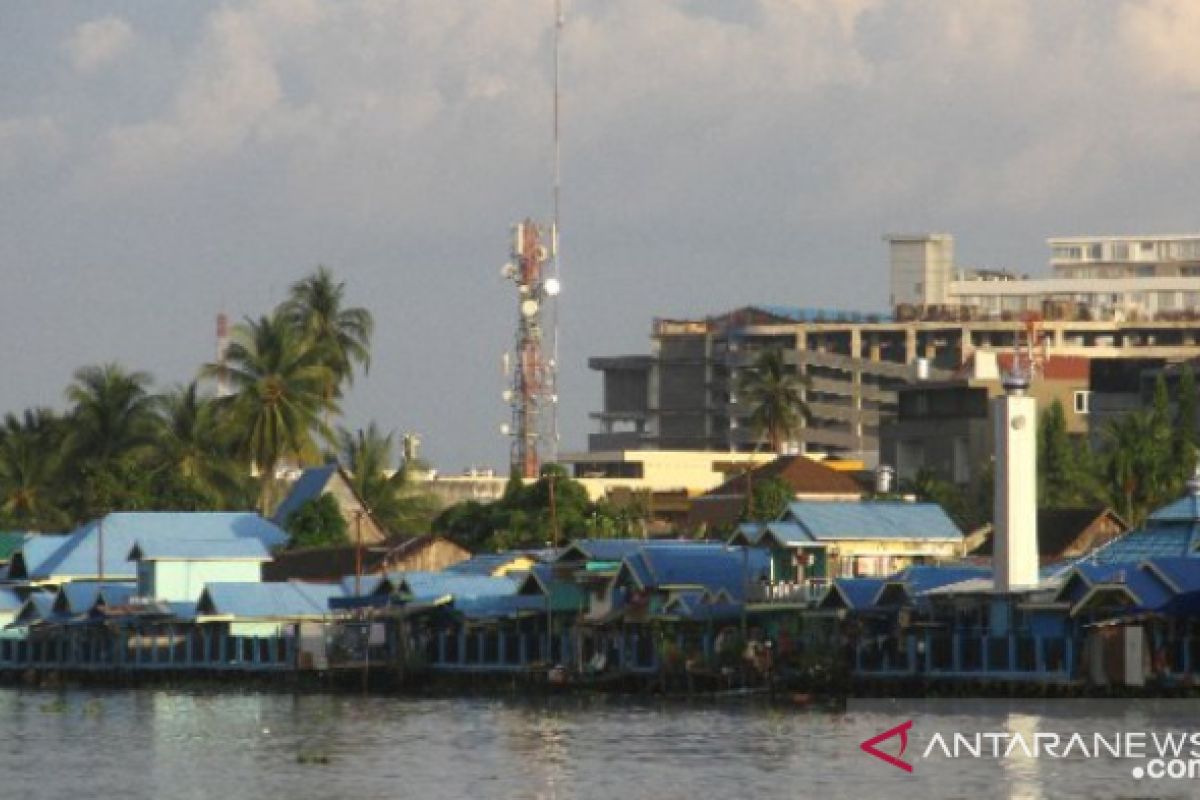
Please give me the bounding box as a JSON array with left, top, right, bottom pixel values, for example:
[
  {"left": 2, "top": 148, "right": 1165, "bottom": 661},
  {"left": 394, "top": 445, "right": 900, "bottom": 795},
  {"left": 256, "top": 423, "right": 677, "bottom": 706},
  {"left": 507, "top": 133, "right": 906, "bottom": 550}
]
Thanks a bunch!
[
  {"left": 65, "top": 16, "right": 135, "bottom": 74},
  {"left": 1120, "top": 0, "right": 1200, "bottom": 90}
]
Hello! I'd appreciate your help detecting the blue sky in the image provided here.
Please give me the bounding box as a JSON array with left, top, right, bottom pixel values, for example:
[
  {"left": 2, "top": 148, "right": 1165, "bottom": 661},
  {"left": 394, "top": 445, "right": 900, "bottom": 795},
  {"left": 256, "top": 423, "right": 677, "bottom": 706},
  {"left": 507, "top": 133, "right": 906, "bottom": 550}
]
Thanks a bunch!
[{"left": 2, "top": 0, "right": 1199, "bottom": 470}]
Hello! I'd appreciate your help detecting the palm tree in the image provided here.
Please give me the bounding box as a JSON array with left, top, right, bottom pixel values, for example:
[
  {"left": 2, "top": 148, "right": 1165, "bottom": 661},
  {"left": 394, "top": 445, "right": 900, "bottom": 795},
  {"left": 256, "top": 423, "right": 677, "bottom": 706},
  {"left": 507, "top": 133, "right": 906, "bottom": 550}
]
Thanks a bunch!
[
  {"left": 151, "top": 382, "right": 248, "bottom": 509},
  {"left": 736, "top": 348, "right": 812, "bottom": 452},
  {"left": 64, "top": 363, "right": 160, "bottom": 517},
  {"left": 337, "top": 422, "right": 435, "bottom": 534},
  {"left": 0, "top": 409, "right": 69, "bottom": 530},
  {"left": 282, "top": 266, "right": 374, "bottom": 399},
  {"left": 204, "top": 311, "right": 337, "bottom": 514},
  {"left": 1103, "top": 410, "right": 1170, "bottom": 527}
]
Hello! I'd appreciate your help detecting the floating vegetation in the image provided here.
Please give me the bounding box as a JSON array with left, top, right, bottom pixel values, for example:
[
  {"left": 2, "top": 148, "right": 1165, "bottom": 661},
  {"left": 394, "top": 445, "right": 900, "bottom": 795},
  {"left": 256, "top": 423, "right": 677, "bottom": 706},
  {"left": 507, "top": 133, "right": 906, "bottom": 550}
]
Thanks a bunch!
[{"left": 39, "top": 699, "right": 68, "bottom": 714}]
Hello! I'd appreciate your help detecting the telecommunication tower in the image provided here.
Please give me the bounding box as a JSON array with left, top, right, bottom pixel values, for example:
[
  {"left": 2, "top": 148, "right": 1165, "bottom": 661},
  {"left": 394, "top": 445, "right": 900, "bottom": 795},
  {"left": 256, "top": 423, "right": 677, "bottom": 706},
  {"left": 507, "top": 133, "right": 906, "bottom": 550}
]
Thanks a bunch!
[{"left": 502, "top": 220, "right": 560, "bottom": 478}]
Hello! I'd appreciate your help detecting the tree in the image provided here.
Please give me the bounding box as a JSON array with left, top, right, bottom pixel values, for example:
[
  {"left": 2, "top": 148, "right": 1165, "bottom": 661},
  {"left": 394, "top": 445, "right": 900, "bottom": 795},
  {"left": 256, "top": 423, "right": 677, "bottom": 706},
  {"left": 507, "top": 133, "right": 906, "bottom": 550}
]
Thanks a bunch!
[
  {"left": 0, "top": 409, "right": 69, "bottom": 530},
  {"left": 742, "top": 476, "right": 793, "bottom": 522},
  {"left": 1038, "top": 400, "right": 1082, "bottom": 508},
  {"left": 1103, "top": 410, "right": 1170, "bottom": 527},
  {"left": 737, "top": 348, "right": 811, "bottom": 453},
  {"left": 337, "top": 422, "right": 436, "bottom": 534},
  {"left": 283, "top": 266, "right": 373, "bottom": 407},
  {"left": 1175, "top": 365, "right": 1198, "bottom": 481},
  {"left": 150, "top": 382, "right": 250, "bottom": 510},
  {"left": 64, "top": 363, "right": 160, "bottom": 518},
  {"left": 284, "top": 493, "right": 349, "bottom": 548},
  {"left": 203, "top": 311, "right": 337, "bottom": 514}
]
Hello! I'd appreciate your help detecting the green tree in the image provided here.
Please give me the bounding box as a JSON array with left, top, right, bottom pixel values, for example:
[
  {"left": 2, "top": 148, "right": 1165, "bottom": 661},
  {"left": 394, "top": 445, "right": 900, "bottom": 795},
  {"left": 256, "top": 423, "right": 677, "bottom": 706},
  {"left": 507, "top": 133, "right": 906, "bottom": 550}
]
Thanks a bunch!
[
  {"left": 337, "top": 422, "right": 436, "bottom": 534},
  {"left": 204, "top": 312, "right": 337, "bottom": 514},
  {"left": 0, "top": 409, "right": 69, "bottom": 530},
  {"left": 1175, "top": 365, "right": 1198, "bottom": 481},
  {"left": 150, "top": 382, "right": 251, "bottom": 510},
  {"left": 742, "top": 475, "right": 793, "bottom": 522},
  {"left": 1103, "top": 410, "right": 1170, "bottom": 527},
  {"left": 283, "top": 266, "right": 374, "bottom": 409},
  {"left": 1038, "top": 400, "right": 1082, "bottom": 507},
  {"left": 64, "top": 363, "right": 160, "bottom": 518},
  {"left": 736, "top": 348, "right": 811, "bottom": 453},
  {"left": 284, "top": 493, "right": 349, "bottom": 548}
]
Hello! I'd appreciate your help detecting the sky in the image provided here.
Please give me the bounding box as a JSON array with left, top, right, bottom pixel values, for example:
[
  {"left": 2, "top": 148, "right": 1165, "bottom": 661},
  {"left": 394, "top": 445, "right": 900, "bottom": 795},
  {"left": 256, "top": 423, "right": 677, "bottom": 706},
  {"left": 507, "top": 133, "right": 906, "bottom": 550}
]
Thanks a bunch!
[{"left": 2, "top": 0, "right": 1200, "bottom": 471}]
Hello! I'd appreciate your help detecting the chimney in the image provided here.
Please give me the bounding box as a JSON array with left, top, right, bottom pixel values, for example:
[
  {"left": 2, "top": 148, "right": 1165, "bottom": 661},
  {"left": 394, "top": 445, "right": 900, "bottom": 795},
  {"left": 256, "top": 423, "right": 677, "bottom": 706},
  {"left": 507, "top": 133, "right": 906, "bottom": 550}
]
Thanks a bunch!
[{"left": 993, "top": 367, "right": 1039, "bottom": 591}]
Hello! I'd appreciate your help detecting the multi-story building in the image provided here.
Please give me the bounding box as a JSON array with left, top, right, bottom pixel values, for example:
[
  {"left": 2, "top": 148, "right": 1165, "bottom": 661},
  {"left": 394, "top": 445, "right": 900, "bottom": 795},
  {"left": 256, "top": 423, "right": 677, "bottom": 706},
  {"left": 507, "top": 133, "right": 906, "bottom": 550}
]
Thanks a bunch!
[{"left": 589, "top": 232, "right": 1200, "bottom": 465}]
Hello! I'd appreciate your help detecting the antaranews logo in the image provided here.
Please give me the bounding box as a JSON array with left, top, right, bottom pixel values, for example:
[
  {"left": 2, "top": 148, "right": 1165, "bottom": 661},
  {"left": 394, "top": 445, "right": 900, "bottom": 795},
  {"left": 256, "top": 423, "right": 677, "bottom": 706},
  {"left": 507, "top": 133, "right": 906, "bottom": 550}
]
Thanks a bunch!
[
  {"left": 859, "top": 718, "right": 1200, "bottom": 781},
  {"left": 860, "top": 720, "right": 914, "bottom": 773}
]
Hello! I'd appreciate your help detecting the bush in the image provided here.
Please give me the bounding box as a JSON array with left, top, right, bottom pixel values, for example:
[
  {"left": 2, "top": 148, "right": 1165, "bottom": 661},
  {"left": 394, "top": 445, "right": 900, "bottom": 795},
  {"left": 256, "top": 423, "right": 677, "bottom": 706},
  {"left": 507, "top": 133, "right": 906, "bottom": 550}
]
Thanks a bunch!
[{"left": 285, "top": 493, "right": 349, "bottom": 548}]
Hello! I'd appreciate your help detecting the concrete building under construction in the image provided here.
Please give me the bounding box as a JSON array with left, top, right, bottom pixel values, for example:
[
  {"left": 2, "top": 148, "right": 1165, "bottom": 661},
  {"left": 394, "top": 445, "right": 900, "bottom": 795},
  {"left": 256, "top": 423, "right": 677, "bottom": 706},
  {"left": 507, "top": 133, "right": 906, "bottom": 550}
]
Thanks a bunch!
[{"left": 589, "top": 233, "right": 1200, "bottom": 464}]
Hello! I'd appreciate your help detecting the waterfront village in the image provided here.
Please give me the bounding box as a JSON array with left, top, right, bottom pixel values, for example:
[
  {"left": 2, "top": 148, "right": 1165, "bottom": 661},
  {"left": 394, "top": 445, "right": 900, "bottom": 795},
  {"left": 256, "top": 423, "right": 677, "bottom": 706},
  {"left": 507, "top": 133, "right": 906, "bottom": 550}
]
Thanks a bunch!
[{"left": 8, "top": 232, "right": 1200, "bottom": 695}]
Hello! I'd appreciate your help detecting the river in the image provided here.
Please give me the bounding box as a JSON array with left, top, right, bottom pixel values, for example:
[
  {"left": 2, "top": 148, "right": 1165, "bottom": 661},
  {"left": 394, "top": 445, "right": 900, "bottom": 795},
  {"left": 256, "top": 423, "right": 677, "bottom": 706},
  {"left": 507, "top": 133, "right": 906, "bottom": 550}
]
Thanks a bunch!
[{"left": 2, "top": 689, "right": 1197, "bottom": 799}]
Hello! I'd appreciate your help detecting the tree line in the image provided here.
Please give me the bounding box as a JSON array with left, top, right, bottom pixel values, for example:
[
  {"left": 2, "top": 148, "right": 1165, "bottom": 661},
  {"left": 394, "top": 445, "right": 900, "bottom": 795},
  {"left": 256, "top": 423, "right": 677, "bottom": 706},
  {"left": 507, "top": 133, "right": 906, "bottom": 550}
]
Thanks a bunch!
[{"left": 0, "top": 268, "right": 433, "bottom": 539}]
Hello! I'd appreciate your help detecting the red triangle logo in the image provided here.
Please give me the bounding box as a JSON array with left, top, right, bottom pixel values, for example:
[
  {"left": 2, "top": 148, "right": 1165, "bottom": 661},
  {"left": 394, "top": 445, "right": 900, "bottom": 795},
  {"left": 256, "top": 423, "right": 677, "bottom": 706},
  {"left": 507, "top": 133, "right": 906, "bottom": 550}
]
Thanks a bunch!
[{"left": 860, "top": 720, "right": 914, "bottom": 773}]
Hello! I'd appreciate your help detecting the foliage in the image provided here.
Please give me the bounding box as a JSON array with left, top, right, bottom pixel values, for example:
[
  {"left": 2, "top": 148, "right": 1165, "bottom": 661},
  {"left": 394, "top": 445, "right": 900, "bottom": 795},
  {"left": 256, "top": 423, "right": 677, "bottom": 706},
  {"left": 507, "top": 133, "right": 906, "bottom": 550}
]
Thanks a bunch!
[
  {"left": 336, "top": 423, "right": 437, "bottom": 534},
  {"left": 1175, "top": 365, "right": 1198, "bottom": 481},
  {"left": 742, "top": 475, "right": 793, "bottom": 522},
  {"left": 1038, "top": 400, "right": 1091, "bottom": 508},
  {"left": 435, "top": 464, "right": 646, "bottom": 552},
  {"left": 284, "top": 493, "right": 349, "bottom": 548},
  {"left": 907, "top": 469, "right": 991, "bottom": 532},
  {"left": 0, "top": 409, "right": 69, "bottom": 530},
  {"left": 736, "top": 348, "right": 811, "bottom": 453}
]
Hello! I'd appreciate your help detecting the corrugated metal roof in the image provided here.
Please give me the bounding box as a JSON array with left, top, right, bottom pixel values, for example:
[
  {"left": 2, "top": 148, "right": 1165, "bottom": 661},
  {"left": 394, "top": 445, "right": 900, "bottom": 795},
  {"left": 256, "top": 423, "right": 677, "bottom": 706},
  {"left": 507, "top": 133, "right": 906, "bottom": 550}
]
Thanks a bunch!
[
  {"left": 0, "top": 587, "right": 23, "bottom": 612},
  {"left": 29, "top": 513, "right": 288, "bottom": 581},
  {"left": 129, "top": 538, "right": 272, "bottom": 562},
  {"left": 271, "top": 465, "right": 337, "bottom": 525},
  {"left": 55, "top": 582, "right": 137, "bottom": 614},
  {"left": 1144, "top": 557, "right": 1200, "bottom": 594},
  {"left": 783, "top": 501, "right": 963, "bottom": 541},
  {"left": 621, "top": 544, "right": 768, "bottom": 601},
  {"left": 1146, "top": 495, "right": 1200, "bottom": 523},
  {"left": 9, "top": 534, "right": 70, "bottom": 580},
  {"left": 445, "top": 552, "right": 533, "bottom": 575},
  {"left": 395, "top": 572, "right": 519, "bottom": 601},
  {"left": 16, "top": 593, "right": 56, "bottom": 624},
  {"left": 889, "top": 564, "right": 991, "bottom": 594},
  {"left": 825, "top": 578, "right": 887, "bottom": 609},
  {"left": 1087, "top": 525, "right": 1193, "bottom": 564},
  {"left": 199, "top": 582, "right": 342, "bottom": 618}
]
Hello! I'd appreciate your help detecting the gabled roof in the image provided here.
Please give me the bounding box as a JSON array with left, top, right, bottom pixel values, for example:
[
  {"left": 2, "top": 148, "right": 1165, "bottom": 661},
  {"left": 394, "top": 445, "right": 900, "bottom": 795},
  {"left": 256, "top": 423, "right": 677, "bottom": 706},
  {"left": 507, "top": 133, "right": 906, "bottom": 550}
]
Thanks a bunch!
[
  {"left": 971, "top": 507, "right": 1125, "bottom": 558},
  {"left": 394, "top": 572, "right": 519, "bottom": 601},
  {"left": 1147, "top": 495, "right": 1200, "bottom": 523},
  {"left": 128, "top": 539, "right": 272, "bottom": 562},
  {"left": 780, "top": 501, "right": 963, "bottom": 541},
  {"left": 16, "top": 593, "right": 56, "bottom": 624},
  {"left": 619, "top": 544, "right": 768, "bottom": 602},
  {"left": 54, "top": 582, "right": 137, "bottom": 615},
  {"left": 1085, "top": 525, "right": 1194, "bottom": 565},
  {"left": 819, "top": 578, "right": 887, "bottom": 610},
  {"left": 700, "top": 455, "right": 862, "bottom": 500},
  {"left": 271, "top": 465, "right": 338, "bottom": 525},
  {"left": 7, "top": 534, "right": 70, "bottom": 580},
  {"left": 518, "top": 564, "right": 587, "bottom": 612},
  {"left": 197, "top": 582, "right": 342, "bottom": 619},
  {"left": 26, "top": 513, "right": 287, "bottom": 582},
  {"left": 445, "top": 551, "right": 540, "bottom": 576},
  {"left": 556, "top": 539, "right": 655, "bottom": 564}
]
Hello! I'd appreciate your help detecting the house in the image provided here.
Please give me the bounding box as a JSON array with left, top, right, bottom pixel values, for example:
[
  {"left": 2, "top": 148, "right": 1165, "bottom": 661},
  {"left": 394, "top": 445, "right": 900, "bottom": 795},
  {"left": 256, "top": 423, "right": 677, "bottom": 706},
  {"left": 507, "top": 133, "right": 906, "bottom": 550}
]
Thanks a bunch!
[
  {"left": 730, "top": 500, "right": 964, "bottom": 600},
  {"left": 966, "top": 507, "right": 1127, "bottom": 563},
  {"left": 128, "top": 539, "right": 273, "bottom": 603},
  {"left": 6, "top": 513, "right": 288, "bottom": 587},
  {"left": 272, "top": 465, "right": 389, "bottom": 545},
  {"left": 685, "top": 455, "right": 863, "bottom": 533},
  {"left": 195, "top": 581, "right": 345, "bottom": 637},
  {"left": 262, "top": 535, "right": 470, "bottom": 583}
]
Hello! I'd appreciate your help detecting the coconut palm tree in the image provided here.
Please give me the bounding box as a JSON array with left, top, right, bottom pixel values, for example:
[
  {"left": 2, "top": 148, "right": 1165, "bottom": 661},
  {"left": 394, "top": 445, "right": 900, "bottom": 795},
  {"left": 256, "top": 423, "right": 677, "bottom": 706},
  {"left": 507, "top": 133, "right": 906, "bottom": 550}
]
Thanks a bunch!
[
  {"left": 283, "top": 266, "right": 374, "bottom": 397},
  {"left": 204, "top": 311, "right": 337, "bottom": 514},
  {"left": 1104, "top": 409, "right": 1172, "bottom": 527},
  {"left": 337, "top": 422, "right": 436, "bottom": 534},
  {"left": 736, "top": 348, "right": 812, "bottom": 453},
  {"left": 0, "top": 409, "right": 69, "bottom": 530},
  {"left": 151, "top": 381, "right": 249, "bottom": 509}
]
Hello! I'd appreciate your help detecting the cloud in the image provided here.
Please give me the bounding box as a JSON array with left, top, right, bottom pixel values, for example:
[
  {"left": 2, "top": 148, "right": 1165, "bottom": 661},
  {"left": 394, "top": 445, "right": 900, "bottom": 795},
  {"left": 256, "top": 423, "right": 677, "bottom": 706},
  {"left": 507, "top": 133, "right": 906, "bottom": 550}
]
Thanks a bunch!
[
  {"left": 65, "top": 16, "right": 135, "bottom": 73},
  {"left": 1120, "top": 0, "right": 1200, "bottom": 90}
]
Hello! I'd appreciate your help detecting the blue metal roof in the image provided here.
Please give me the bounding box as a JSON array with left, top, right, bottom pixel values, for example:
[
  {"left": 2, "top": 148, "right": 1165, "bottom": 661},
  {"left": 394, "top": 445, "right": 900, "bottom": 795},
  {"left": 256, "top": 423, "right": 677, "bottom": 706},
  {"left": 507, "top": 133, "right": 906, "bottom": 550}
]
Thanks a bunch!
[
  {"left": 29, "top": 513, "right": 288, "bottom": 581},
  {"left": 452, "top": 593, "right": 547, "bottom": 619},
  {"left": 1143, "top": 557, "right": 1200, "bottom": 594},
  {"left": 782, "top": 501, "right": 963, "bottom": 541},
  {"left": 1086, "top": 525, "right": 1194, "bottom": 565},
  {"left": 620, "top": 544, "right": 769, "bottom": 602},
  {"left": 394, "top": 572, "right": 519, "bottom": 601},
  {"left": 0, "top": 587, "right": 23, "bottom": 613},
  {"left": 444, "top": 552, "right": 537, "bottom": 575},
  {"left": 54, "top": 582, "right": 137, "bottom": 615},
  {"left": 128, "top": 539, "right": 272, "bottom": 562},
  {"left": 9, "top": 534, "right": 70, "bottom": 580},
  {"left": 271, "top": 465, "right": 337, "bottom": 525},
  {"left": 1148, "top": 495, "right": 1200, "bottom": 522},
  {"left": 16, "top": 593, "right": 56, "bottom": 624},
  {"left": 825, "top": 578, "right": 888, "bottom": 609},
  {"left": 199, "top": 582, "right": 342, "bottom": 618},
  {"left": 889, "top": 564, "right": 992, "bottom": 594}
]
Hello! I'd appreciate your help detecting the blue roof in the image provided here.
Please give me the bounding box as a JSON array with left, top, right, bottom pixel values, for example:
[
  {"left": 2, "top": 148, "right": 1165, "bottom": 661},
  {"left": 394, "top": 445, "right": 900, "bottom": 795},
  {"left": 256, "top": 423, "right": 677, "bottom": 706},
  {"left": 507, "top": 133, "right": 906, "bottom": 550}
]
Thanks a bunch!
[
  {"left": 557, "top": 539, "right": 654, "bottom": 563},
  {"left": 1085, "top": 525, "right": 1194, "bottom": 565},
  {"left": 271, "top": 465, "right": 337, "bottom": 525},
  {"left": 55, "top": 582, "right": 137, "bottom": 615},
  {"left": 888, "top": 564, "right": 992, "bottom": 594},
  {"left": 1148, "top": 495, "right": 1200, "bottom": 522},
  {"left": 452, "top": 593, "right": 547, "bottom": 619},
  {"left": 395, "top": 572, "right": 518, "bottom": 601},
  {"left": 781, "top": 501, "right": 962, "bottom": 541},
  {"left": 199, "top": 582, "right": 342, "bottom": 618},
  {"left": 28, "top": 513, "right": 287, "bottom": 581},
  {"left": 10, "top": 534, "right": 70, "bottom": 580},
  {"left": 1143, "top": 557, "right": 1200, "bottom": 594},
  {"left": 16, "top": 593, "right": 56, "bottom": 624},
  {"left": 824, "top": 578, "right": 888, "bottom": 610},
  {"left": 621, "top": 544, "right": 768, "bottom": 602},
  {"left": 445, "top": 552, "right": 537, "bottom": 576},
  {"left": 128, "top": 539, "right": 272, "bottom": 562},
  {"left": 0, "top": 587, "right": 23, "bottom": 613},
  {"left": 740, "top": 306, "right": 889, "bottom": 324}
]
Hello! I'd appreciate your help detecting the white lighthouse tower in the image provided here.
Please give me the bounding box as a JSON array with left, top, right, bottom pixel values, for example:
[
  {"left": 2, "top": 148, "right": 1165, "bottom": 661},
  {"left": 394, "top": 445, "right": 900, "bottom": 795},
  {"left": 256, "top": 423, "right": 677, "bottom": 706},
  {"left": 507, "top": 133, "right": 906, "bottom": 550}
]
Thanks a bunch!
[{"left": 993, "top": 367, "right": 1040, "bottom": 591}]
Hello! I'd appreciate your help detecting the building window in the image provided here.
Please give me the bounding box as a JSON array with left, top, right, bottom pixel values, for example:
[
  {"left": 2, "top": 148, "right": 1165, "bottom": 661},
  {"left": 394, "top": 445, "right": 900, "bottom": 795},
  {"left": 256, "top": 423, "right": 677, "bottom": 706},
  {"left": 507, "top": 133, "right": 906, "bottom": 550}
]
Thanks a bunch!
[{"left": 1073, "top": 390, "right": 1091, "bottom": 415}]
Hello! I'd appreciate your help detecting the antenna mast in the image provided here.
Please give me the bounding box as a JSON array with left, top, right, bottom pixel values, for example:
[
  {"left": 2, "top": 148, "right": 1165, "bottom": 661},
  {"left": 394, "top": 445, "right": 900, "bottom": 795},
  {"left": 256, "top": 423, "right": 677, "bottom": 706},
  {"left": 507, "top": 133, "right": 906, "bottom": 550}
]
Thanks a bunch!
[{"left": 500, "top": 2, "right": 563, "bottom": 479}]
